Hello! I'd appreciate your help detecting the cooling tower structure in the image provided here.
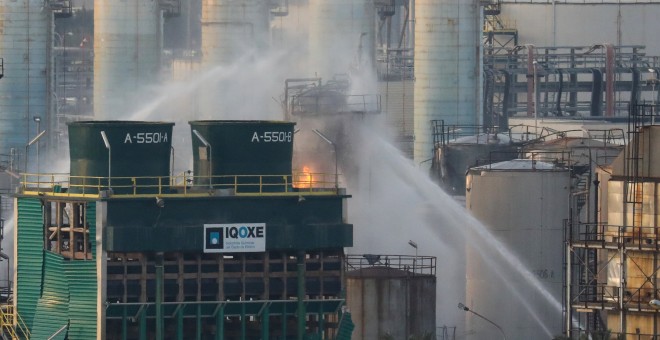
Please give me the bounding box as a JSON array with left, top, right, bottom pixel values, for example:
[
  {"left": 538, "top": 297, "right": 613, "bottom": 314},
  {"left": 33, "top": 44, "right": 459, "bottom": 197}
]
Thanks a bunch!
[
  {"left": 200, "top": 0, "right": 270, "bottom": 66},
  {"left": 0, "top": 0, "right": 50, "bottom": 169},
  {"left": 466, "top": 159, "right": 568, "bottom": 339},
  {"left": 308, "top": 0, "right": 376, "bottom": 78},
  {"left": 94, "top": 0, "right": 162, "bottom": 119},
  {"left": 413, "top": 0, "right": 481, "bottom": 166}
]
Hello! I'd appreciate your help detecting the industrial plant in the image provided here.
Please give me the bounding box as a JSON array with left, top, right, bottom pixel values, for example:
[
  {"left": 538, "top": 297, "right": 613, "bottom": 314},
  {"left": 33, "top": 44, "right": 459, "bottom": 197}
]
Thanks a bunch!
[{"left": 1, "top": 0, "right": 660, "bottom": 339}]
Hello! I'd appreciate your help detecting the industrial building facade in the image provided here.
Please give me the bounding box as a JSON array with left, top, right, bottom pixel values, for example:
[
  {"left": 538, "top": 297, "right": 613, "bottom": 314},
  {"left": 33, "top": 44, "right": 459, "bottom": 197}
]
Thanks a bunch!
[{"left": 12, "top": 121, "right": 354, "bottom": 339}]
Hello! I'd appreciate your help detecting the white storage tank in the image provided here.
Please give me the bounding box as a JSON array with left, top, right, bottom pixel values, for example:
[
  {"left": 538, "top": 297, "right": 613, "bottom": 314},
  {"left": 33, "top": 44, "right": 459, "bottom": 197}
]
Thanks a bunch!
[
  {"left": 308, "top": 0, "right": 376, "bottom": 78},
  {"left": 413, "top": 0, "right": 481, "bottom": 166},
  {"left": 200, "top": 0, "right": 270, "bottom": 67},
  {"left": 0, "top": 0, "right": 49, "bottom": 165},
  {"left": 94, "top": 0, "right": 162, "bottom": 119},
  {"left": 465, "top": 159, "right": 569, "bottom": 339}
]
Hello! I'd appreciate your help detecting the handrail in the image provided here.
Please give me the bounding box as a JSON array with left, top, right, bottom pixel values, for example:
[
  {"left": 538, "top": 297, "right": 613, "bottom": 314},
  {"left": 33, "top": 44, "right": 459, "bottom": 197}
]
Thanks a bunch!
[
  {"left": 20, "top": 171, "right": 343, "bottom": 198},
  {"left": 0, "top": 304, "right": 31, "bottom": 340}
]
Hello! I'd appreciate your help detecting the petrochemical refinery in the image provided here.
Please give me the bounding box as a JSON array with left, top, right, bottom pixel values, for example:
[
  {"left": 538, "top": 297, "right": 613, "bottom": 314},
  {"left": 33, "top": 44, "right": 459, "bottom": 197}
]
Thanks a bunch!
[{"left": 1, "top": 0, "right": 660, "bottom": 339}]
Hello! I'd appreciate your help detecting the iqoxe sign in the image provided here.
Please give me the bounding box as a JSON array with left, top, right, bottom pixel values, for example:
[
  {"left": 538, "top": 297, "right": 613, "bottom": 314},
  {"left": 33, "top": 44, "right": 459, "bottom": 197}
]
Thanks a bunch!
[{"left": 203, "top": 223, "right": 266, "bottom": 253}]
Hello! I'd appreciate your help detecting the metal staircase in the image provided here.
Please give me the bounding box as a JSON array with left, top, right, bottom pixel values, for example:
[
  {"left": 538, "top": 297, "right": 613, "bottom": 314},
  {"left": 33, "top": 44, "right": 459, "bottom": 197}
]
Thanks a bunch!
[{"left": 0, "top": 305, "right": 31, "bottom": 340}]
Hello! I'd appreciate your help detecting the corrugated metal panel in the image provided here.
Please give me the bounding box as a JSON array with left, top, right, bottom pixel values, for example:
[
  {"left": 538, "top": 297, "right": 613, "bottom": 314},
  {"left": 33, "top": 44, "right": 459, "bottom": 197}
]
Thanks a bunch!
[
  {"left": 16, "top": 197, "right": 45, "bottom": 328},
  {"left": 65, "top": 260, "right": 97, "bottom": 340},
  {"left": 31, "top": 251, "right": 69, "bottom": 340},
  {"left": 87, "top": 202, "right": 96, "bottom": 257}
]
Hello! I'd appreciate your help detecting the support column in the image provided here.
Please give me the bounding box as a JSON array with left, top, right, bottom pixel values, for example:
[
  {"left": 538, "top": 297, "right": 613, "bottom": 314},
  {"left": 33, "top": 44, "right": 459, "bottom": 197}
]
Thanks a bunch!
[
  {"left": 297, "top": 251, "right": 306, "bottom": 340},
  {"left": 215, "top": 305, "right": 225, "bottom": 340},
  {"left": 156, "top": 252, "right": 164, "bottom": 340}
]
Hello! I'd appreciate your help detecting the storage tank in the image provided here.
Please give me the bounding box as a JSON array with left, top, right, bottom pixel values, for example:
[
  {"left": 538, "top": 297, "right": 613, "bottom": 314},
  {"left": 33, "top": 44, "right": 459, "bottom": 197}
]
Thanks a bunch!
[
  {"left": 465, "top": 159, "right": 568, "bottom": 339},
  {"left": 0, "top": 0, "right": 49, "bottom": 167},
  {"left": 413, "top": 0, "right": 481, "bottom": 166},
  {"left": 189, "top": 120, "right": 295, "bottom": 192},
  {"left": 308, "top": 0, "right": 376, "bottom": 77},
  {"left": 200, "top": 0, "right": 270, "bottom": 66},
  {"left": 94, "top": 0, "right": 162, "bottom": 119},
  {"left": 346, "top": 255, "right": 436, "bottom": 340},
  {"left": 68, "top": 121, "right": 174, "bottom": 194},
  {"left": 434, "top": 133, "right": 518, "bottom": 195}
]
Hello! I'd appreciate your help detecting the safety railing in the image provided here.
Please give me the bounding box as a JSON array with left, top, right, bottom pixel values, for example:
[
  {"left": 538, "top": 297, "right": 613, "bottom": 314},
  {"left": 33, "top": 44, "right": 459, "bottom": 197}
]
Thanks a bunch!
[
  {"left": 20, "top": 170, "right": 342, "bottom": 198},
  {"left": 0, "top": 304, "right": 30, "bottom": 340},
  {"left": 569, "top": 222, "right": 660, "bottom": 250},
  {"left": 289, "top": 93, "right": 381, "bottom": 115},
  {"left": 345, "top": 254, "right": 436, "bottom": 276},
  {"left": 105, "top": 299, "right": 345, "bottom": 319},
  {"left": 571, "top": 284, "right": 660, "bottom": 311}
]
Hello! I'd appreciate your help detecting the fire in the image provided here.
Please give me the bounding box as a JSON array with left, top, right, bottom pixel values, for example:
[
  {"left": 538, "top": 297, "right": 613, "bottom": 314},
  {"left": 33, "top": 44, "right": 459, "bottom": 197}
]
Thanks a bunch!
[{"left": 294, "top": 166, "right": 313, "bottom": 189}]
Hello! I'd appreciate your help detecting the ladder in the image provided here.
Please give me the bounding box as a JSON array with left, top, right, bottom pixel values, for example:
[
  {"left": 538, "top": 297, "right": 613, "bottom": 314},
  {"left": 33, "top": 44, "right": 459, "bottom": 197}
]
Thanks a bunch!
[{"left": 0, "top": 305, "right": 31, "bottom": 340}]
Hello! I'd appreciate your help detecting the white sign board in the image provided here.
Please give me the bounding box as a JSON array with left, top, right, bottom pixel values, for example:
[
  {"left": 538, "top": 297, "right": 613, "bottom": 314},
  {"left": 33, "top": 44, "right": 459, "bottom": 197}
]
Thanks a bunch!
[{"left": 203, "top": 223, "right": 266, "bottom": 253}]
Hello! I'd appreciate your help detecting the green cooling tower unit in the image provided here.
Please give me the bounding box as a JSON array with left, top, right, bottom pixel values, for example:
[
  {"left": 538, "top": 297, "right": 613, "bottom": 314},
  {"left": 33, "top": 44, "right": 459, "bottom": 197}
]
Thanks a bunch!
[
  {"left": 189, "top": 120, "right": 295, "bottom": 192},
  {"left": 68, "top": 121, "right": 174, "bottom": 194}
]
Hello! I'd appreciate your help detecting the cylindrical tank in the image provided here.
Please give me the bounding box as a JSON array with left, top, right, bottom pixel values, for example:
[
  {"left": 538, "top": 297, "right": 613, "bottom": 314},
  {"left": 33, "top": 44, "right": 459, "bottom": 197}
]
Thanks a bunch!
[
  {"left": 465, "top": 159, "right": 568, "bottom": 339},
  {"left": 94, "top": 0, "right": 161, "bottom": 119},
  {"left": 200, "top": 0, "right": 270, "bottom": 67},
  {"left": 308, "top": 0, "right": 376, "bottom": 77},
  {"left": 68, "top": 121, "right": 174, "bottom": 194},
  {"left": 413, "top": 0, "right": 481, "bottom": 165},
  {"left": 434, "top": 133, "right": 518, "bottom": 195},
  {"left": 188, "top": 120, "right": 295, "bottom": 192},
  {"left": 346, "top": 266, "right": 436, "bottom": 339},
  {"left": 0, "top": 0, "right": 49, "bottom": 167}
]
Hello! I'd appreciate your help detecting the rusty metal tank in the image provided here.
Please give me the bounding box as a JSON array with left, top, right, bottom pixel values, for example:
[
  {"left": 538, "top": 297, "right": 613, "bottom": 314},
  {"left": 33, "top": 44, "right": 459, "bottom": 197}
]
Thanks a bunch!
[{"left": 346, "top": 255, "right": 436, "bottom": 339}]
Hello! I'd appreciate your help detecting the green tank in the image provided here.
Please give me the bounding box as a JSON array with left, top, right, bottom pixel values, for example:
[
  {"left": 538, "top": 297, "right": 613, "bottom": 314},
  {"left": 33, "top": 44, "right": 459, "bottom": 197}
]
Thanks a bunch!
[
  {"left": 68, "top": 121, "right": 174, "bottom": 194},
  {"left": 189, "top": 120, "right": 295, "bottom": 192}
]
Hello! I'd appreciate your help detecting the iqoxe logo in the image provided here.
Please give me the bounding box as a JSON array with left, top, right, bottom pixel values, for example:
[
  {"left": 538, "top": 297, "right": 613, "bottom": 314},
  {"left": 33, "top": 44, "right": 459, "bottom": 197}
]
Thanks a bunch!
[
  {"left": 225, "top": 225, "right": 264, "bottom": 239},
  {"left": 204, "top": 223, "right": 266, "bottom": 253}
]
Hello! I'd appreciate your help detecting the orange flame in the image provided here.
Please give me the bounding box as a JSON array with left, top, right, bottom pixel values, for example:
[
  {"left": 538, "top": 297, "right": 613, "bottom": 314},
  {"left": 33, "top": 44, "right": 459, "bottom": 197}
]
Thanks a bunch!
[{"left": 294, "top": 166, "right": 313, "bottom": 189}]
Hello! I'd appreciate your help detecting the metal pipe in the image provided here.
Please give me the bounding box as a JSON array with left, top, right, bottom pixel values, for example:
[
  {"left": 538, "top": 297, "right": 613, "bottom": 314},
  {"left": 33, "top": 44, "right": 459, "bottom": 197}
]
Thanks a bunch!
[
  {"left": 312, "top": 129, "right": 338, "bottom": 191},
  {"left": 155, "top": 252, "right": 163, "bottom": 340},
  {"left": 297, "top": 251, "right": 306, "bottom": 340},
  {"left": 101, "top": 131, "right": 111, "bottom": 189}
]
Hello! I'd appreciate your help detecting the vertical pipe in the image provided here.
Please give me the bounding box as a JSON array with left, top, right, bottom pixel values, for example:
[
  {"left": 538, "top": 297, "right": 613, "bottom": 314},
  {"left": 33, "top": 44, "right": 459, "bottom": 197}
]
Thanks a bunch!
[
  {"left": 527, "top": 45, "right": 536, "bottom": 118},
  {"left": 216, "top": 305, "right": 225, "bottom": 340},
  {"left": 240, "top": 303, "right": 246, "bottom": 340},
  {"left": 565, "top": 222, "right": 572, "bottom": 337},
  {"left": 261, "top": 305, "right": 270, "bottom": 340},
  {"left": 318, "top": 303, "right": 324, "bottom": 338},
  {"left": 177, "top": 308, "right": 183, "bottom": 340},
  {"left": 297, "top": 251, "right": 306, "bottom": 340},
  {"left": 282, "top": 302, "right": 287, "bottom": 339},
  {"left": 156, "top": 252, "right": 164, "bottom": 340},
  {"left": 196, "top": 304, "right": 202, "bottom": 340},
  {"left": 139, "top": 310, "right": 147, "bottom": 340},
  {"left": 605, "top": 44, "right": 616, "bottom": 117},
  {"left": 122, "top": 306, "right": 128, "bottom": 340}
]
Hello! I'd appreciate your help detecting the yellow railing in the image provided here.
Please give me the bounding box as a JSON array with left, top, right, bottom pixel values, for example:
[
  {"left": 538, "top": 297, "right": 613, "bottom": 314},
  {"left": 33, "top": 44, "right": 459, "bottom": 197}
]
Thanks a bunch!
[
  {"left": 0, "top": 304, "right": 30, "bottom": 340},
  {"left": 20, "top": 171, "right": 341, "bottom": 198}
]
